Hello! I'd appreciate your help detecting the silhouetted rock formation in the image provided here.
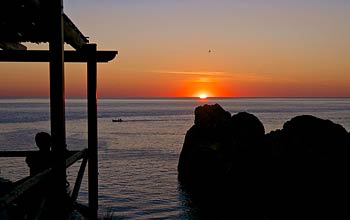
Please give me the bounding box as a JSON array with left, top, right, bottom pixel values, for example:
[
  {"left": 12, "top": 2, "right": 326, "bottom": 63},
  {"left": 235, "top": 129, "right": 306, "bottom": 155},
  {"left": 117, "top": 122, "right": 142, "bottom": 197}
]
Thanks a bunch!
[
  {"left": 178, "top": 104, "right": 230, "bottom": 184},
  {"left": 178, "top": 104, "right": 350, "bottom": 220}
]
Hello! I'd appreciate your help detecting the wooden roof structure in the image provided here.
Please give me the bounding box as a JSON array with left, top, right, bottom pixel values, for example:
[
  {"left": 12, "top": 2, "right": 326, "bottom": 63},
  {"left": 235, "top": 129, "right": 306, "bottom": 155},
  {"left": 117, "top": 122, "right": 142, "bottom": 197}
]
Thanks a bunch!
[
  {"left": 0, "top": 0, "right": 88, "bottom": 50},
  {"left": 0, "top": 0, "right": 117, "bottom": 62},
  {"left": 0, "top": 1, "right": 117, "bottom": 220}
]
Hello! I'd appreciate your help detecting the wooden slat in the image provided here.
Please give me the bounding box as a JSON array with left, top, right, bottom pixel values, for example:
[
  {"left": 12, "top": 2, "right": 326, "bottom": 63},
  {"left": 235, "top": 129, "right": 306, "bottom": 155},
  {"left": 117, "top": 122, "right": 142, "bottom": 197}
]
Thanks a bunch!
[
  {"left": 0, "top": 42, "right": 27, "bottom": 50},
  {"left": 0, "top": 151, "right": 37, "bottom": 157},
  {"left": 74, "top": 202, "right": 90, "bottom": 219},
  {"left": 0, "top": 50, "right": 117, "bottom": 63},
  {"left": 63, "top": 14, "right": 89, "bottom": 50},
  {"left": 71, "top": 156, "right": 88, "bottom": 202},
  {"left": 0, "top": 150, "right": 79, "bottom": 158},
  {"left": 65, "top": 149, "right": 88, "bottom": 168},
  {"left": 0, "top": 168, "right": 52, "bottom": 208},
  {"left": 0, "top": 149, "right": 88, "bottom": 208}
]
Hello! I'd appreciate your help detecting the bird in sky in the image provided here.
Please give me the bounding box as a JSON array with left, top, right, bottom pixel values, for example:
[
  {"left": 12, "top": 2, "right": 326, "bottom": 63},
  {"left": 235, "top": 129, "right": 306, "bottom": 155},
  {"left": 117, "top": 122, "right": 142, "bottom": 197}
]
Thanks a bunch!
[{"left": 208, "top": 49, "right": 211, "bottom": 53}]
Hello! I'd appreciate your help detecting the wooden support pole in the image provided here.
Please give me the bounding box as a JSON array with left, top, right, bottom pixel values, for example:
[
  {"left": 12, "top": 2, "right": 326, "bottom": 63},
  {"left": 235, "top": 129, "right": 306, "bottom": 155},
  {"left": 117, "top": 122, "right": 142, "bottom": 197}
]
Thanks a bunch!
[
  {"left": 71, "top": 157, "right": 88, "bottom": 202},
  {"left": 87, "top": 43, "right": 98, "bottom": 220},
  {"left": 49, "top": 2, "right": 66, "bottom": 147},
  {"left": 47, "top": 0, "right": 67, "bottom": 219}
]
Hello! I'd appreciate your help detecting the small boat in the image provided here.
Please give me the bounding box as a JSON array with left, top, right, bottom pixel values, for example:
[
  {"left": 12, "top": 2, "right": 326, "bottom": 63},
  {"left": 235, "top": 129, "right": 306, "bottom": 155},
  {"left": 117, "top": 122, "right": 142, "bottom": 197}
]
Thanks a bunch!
[{"left": 112, "top": 118, "right": 123, "bottom": 122}]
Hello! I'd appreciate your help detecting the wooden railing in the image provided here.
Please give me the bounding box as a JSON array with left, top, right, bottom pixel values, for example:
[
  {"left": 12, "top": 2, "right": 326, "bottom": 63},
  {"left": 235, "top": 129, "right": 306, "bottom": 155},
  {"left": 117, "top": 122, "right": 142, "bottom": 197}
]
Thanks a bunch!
[{"left": 0, "top": 149, "right": 89, "bottom": 219}]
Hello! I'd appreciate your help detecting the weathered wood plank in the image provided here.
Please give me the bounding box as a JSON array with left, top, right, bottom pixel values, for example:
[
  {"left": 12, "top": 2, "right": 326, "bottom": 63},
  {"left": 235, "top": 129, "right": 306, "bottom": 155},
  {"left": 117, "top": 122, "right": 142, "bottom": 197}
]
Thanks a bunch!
[
  {"left": 0, "top": 168, "right": 52, "bottom": 208},
  {"left": 0, "top": 42, "right": 27, "bottom": 50},
  {"left": 0, "top": 1, "right": 88, "bottom": 50},
  {"left": 0, "top": 50, "right": 117, "bottom": 62},
  {"left": 0, "top": 150, "right": 79, "bottom": 158},
  {"left": 63, "top": 14, "right": 89, "bottom": 50},
  {"left": 71, "top": 156, "right": 88, "bottom": 202},
  {"left": 74, "top": 202, "right": 90, "bottom": 219},
  {"left": 65, "top": 149, "right": 88, "bottom": 168},
  {"left": 0, "top": 149, "right": 87, "bottom": 208},
  {"left": 0, "top": 151, "right": 37, "bottom": 157}
]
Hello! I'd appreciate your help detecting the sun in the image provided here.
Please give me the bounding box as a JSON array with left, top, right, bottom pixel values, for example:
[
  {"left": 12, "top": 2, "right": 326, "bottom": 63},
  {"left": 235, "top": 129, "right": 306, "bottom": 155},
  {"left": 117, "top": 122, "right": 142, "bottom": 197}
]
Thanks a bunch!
[{"left": 199, "top": 93, "right": 208, "bottom": 99}]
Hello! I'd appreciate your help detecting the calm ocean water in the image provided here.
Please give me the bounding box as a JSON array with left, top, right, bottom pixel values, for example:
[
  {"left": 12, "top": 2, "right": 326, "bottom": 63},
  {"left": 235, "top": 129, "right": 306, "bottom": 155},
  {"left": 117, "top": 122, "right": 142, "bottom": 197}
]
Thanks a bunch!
[{"left": 0, "top": 98, "right": 349, "bottom": 219}]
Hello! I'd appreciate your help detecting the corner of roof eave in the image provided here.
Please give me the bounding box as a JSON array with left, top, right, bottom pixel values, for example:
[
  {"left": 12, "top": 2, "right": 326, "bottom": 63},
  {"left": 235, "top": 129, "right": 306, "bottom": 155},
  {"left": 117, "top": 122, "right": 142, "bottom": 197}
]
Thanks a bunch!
[{"left": 62, "top": 13, "right": 89, "bottom": 50}]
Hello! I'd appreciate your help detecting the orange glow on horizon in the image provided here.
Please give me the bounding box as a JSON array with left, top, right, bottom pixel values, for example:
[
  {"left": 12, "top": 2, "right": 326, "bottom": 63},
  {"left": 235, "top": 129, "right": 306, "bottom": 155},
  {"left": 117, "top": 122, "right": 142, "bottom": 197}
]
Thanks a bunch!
[
  {"left": 1, "top": 2, "right": 350, "bottom": 98},
  {"left": 199, "top": 93, "right": 208, "bottom": 99},
  {"left": 176, "top": 80, "right": 233, "bottom": 98}
]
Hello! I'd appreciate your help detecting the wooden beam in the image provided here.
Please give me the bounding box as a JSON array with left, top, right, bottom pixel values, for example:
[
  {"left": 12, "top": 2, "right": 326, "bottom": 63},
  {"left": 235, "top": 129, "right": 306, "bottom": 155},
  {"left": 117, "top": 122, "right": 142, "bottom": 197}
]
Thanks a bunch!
[
  {"left": 65, "top": 149, "right": 88, "bottom": 168},
  {"left": 0, "top": 1, "right": 88, "bottom": 50},
  {"left": 87, "top": 43, "right": 99, "bottom": 220},
  {"left": 0, "top": 168, "right": 52, "bottom": 208},
  {"left": 0, "top": 149, "right": 87, "bottom": 208},
  {"left": 0, "top": 42, "right": 27, "bottom": 50},
  {"left": 47, "top": 1, "right": 67, "bottom": 219},
  {"left": 0, "top": 151, "right": 37, "bottom": 157},
  {"left": 71, "top": 156, "right": 88, "bottom": 202},
  {"left": 0, "top": 50, "right": 117, "bottom": 62},
  {"left": 63, "top": 14, "right": 89, "bottom": 50},
  {"left": 0, "top": 150, "right": 79, "bottom": 158}
]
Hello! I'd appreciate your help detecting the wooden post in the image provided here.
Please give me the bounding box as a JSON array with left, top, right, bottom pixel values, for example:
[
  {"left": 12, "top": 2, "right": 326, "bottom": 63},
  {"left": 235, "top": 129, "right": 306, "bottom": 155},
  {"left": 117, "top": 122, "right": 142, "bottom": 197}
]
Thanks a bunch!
[
  {"left": 87, "top": 44, "right": 98, "bottom": 220},
  {"left": 71, "top": 157, "right": 88, "bottom": 202},
  {"left": 47, "top": 0, "right": 67, "bottom": 219}
]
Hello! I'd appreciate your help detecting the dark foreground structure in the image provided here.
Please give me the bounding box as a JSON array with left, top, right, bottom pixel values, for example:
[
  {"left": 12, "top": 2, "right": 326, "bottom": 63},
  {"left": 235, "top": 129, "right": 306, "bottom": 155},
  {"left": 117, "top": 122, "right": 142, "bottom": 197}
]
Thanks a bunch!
[
  {"left": 178, "top": 104, "right": 350, "bottom": 220},
  {"left": 0, "top": 1, "right": 117, "bottom": 220}
]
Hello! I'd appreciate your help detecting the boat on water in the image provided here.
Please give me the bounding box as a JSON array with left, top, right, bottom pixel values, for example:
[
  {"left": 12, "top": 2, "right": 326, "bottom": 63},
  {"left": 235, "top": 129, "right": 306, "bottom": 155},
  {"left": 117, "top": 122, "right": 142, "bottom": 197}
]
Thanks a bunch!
[{"left": 112, "top": 118, "right": 123, "bottom": 122}]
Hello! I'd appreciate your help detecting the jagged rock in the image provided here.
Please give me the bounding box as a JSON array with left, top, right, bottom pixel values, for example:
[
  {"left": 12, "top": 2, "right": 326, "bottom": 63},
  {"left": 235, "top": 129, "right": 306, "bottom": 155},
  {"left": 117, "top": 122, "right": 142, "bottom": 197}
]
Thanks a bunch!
[
  {"left": 178, "top": 104, "right": 267, "bottom": 188},
  {"left": 263, "top": 114, "right": 349, "bottom": 169},
  {"left": 177, "top": 104, "right": 231, "bottom": 184},
  {"left": 229, "top": 112, "right": 265, "bottom": 153},
  {"left": 262, "top": 115, "right": 350, "bottom": 219},
  {"left": 282, "top": 115, "right": 348, "bottom": 158},
  {"left": 194, "top": 103, "right": 231, "bottom": 128},
  {"left": 178, "top": 104, "right": 350, "bottom": 220}
]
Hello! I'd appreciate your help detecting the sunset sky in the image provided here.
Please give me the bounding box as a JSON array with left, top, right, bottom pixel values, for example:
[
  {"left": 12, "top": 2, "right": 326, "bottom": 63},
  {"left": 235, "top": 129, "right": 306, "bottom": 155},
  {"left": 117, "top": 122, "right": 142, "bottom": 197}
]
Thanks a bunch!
[{"left": 0, "top": 0, "right": 349, "bottom": 98}]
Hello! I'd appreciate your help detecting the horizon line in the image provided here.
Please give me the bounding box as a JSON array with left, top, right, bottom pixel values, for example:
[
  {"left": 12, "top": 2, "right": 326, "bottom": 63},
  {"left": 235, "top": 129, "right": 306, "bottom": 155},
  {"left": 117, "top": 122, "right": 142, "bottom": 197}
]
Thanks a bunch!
[{"left": 1, "top": 96, "right": 350, "bottom": 99}]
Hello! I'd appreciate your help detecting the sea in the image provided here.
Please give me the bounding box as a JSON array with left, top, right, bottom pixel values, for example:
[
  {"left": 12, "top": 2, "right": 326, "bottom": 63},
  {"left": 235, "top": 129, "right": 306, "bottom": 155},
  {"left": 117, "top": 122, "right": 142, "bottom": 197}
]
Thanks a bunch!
[{"left": 0, "top": 98, "right": 349, "bottom": 219}]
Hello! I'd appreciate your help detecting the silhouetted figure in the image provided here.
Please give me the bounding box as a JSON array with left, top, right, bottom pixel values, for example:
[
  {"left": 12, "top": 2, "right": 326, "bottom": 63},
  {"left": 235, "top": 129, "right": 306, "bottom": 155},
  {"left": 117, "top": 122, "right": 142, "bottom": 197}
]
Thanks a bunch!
[
  {"left": 26, "top": 132, "right": 52, "bottom": 176},
  {"left": 21, "top": 132, "right": 53, "bottom": 220}
]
